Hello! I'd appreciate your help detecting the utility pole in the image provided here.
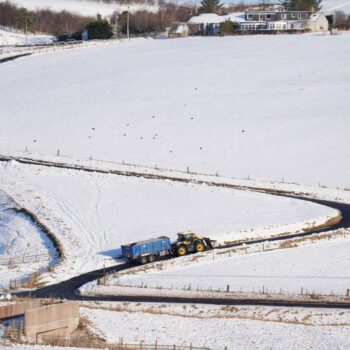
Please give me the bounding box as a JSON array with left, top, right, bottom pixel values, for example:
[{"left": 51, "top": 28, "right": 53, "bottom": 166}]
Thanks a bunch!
[
  {"left": 127, "top": 4, "right": 130, "bottom": 40},
  {"left": 25, "top": 17, "right": 28, "bottom": 45},
  {"left": 114, "top": 0, "right": 118, "bottom": 38}
]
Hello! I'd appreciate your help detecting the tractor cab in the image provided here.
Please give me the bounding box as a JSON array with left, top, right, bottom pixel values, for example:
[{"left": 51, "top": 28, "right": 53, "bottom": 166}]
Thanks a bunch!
[{"left": 177, "top": 232, "right": 196, "bottom": 244}]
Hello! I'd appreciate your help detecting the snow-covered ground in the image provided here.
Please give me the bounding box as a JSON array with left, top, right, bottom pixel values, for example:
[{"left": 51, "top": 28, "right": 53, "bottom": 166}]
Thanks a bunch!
[
  {"left": 0, "top": 160, "right": 337, "bottom": 285},
  {"left": 87, "top": 234, "right": 350, "bottom": 296},
  {"left": 0, "top": 191, "right": 57, "bottom": 290},
  {"left": 80, "top": 303, "right": 350, "bottom": 349},
  {"left": 1, "top": 33, "right": 349, "bottom": 188},
  {"left": 1, "top": 23, "right": 350, "bottom": 349},
  {"left": 0, "top": 27, "right": 54, "bottom": 46},
  {"left": 3, "top": 0, "right": 159, "bottom": 16},
  {"left": 1, "top": 347, "right": 92, "bottom": 350}
]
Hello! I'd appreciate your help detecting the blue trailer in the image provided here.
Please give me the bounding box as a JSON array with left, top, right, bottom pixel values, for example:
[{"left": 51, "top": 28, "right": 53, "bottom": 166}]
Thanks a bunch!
[{"left": 121, "top": 236, "right": 172, "bottom": 264}]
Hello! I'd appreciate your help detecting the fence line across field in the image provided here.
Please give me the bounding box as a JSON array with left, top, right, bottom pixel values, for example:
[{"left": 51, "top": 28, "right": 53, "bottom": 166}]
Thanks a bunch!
[
  {"left": 0, "top": 37, "right": 145, "bottom": 61},
  {"left": 0, "top": 253, "right": 57, "bottom": 266},
  {"left": 41, "top": 334, "right": 211, "bottom": 350}
]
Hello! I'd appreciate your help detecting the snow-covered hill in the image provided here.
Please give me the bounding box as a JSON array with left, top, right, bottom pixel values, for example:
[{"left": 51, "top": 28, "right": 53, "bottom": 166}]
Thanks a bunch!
[
  {"left": 1, "top": 34, "right": 349, "bottom": 188},
  {"left": 0, "top": 26, "right": 54, "bottom": 46},
  {"left": 2, "top": 0, "right": 159, "bottom": 16},
  {"left": 0, "top": 161, "right": 337, "bottom": 284}
]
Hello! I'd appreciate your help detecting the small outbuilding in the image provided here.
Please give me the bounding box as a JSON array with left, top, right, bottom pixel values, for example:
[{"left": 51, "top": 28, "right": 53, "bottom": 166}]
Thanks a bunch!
[
  {"left": 168, "top": 22, "right": 189, "bottom": 38},
  {"left": 307, "top": 12, "right": 329, "bottom": 32},
  {"left": 187, "top": 13, "right": 245, "bottom": 36}
]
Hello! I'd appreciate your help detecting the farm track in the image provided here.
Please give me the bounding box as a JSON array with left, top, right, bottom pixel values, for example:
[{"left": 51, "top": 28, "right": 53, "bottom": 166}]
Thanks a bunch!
[{"left": 2, "top": 155, "right": 350, "bottom": 308}]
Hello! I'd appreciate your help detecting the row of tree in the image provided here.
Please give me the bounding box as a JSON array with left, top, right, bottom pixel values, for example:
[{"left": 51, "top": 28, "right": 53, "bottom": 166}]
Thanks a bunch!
[
  {"left": 0, "top": 0, "right": 194, "bottom": 37},
  {"left": 332, "top": 10, "right": 350, "bottom": 29},
  {"left": 0, "top": 1, "right": 93, "bottom": 35}
]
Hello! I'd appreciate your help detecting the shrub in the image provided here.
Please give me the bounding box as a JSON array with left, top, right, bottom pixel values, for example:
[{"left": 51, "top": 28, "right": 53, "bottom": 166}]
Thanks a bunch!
[
  {"left": 220, "top": 20, "right": 240, "bottom": 35},
  {"left": 86, "top": 19, "right": 113, "bottom": 39}
]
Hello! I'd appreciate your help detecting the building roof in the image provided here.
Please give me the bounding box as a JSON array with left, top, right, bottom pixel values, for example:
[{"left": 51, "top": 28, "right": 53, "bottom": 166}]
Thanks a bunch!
[
  {"left": 308, "top": 12, "right": 323, "bottom": 21},
  {"left": 188, "top": 12, "right": 245, "bottom": 24},
  {"left": 169, "top": 22, "right": 188, "bottom": 34}
]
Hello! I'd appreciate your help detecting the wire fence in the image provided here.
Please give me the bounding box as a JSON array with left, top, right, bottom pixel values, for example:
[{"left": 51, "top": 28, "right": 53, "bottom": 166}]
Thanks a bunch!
[
  {"left": 0, "top": 37, "right": 146, "bottom": 60},
  {"left": 0, "top": 258, "right": 58, "bottom": 292},
  {"left": 41, "top": 334, "right": 211, "bottom": 350},
  {"left": 0, "top": 253, "right": 54, "bottom": 266}
]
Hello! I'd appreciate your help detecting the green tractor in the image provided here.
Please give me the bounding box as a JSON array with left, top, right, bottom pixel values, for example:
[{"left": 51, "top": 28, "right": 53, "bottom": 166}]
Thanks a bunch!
[{"left": 171, "top": 232, "right": 215, "bottom": 257}]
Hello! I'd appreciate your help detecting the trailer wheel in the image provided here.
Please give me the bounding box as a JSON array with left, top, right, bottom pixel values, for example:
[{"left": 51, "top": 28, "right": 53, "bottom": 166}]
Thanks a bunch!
[
  {"left": 177, "top": 245, "right": 188, "bottom": 256},
  {"left": 140, "top": 256, "right": 148, "bottom": 264},
  {"left": 148, "top": 255, "right": 155, "bottom": 263},
  {"left": 195, "top": 241, "right": 205, "bottom": 253}
]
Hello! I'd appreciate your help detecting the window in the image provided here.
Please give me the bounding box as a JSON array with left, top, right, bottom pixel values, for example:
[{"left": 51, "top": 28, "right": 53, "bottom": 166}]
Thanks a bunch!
[
  {"left": 247, "top": 14, "right": 252, "bottom": 20},
  {"left": 291, "top": 13, "right": 296, "bottom": 18},
  {"left": 298, "top": 13, "right": 303, "bottom": 19},
  {"left": 281, "top": 13, "right": 287, "bottom": 19},
  {"left": 266, "top": 14, "right": 271, "bottom": 20}
]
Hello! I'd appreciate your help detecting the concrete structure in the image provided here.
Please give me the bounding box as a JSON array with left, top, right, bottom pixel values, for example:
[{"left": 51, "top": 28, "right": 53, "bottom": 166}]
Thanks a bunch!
[
  {"left": 25, "top": 301, "right": 79, "bottom": 344},
  {"left": 0, "top": 300, "right": 42, "bottom": 320}
]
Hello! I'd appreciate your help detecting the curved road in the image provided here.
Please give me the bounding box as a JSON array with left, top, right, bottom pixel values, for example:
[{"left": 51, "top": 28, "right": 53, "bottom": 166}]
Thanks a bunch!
[
  {"left": 3, "top": 156, "right": 349, "bottom": 308},
  {"left": 17, "top": 197, "right": 350, "bottom": 309}
]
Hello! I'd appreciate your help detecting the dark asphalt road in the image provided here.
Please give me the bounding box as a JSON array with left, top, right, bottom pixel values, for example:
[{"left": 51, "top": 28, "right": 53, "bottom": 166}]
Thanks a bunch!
[
  {"left": 15, "top": 196, "right": 350, "bottom": 309},
  {"left": 2, "top": 155, "right": 349, "bottom": 308}
]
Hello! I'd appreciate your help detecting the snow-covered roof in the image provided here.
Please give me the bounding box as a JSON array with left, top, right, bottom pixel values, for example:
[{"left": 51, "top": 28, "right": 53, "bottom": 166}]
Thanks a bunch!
[
  {"left": 169, "top": 23, "right": 188, "bottom": 34},
  {"left": 188, "top": 12, "right": 245, "bottom": 24},
  {"left": 308, "top": 12, "right": 322, "bottom": 21}
]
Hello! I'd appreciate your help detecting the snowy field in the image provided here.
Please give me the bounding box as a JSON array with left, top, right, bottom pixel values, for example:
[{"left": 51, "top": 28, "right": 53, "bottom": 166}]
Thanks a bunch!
[
  {"left": 2, "top": 0, "right": 159, "bottom": 16},
  {"left": 89, "top": 234, "right": 350, "bottom": 296},
  {"left": 0, "top": 192, "right": 57, "bottom": 289},
  {"left": 80, "top": 304, "right": 350, "bottom": 350},
  {"left": 1, "top": 22, "right": 350, "bottom": 350},
  {"left": 0, "top": 160, "right": 337, "bottom": 284},
  {"left": 0, "top": 27, "right": 54, "bottom": 46},
  {"left": 1, "top": 33, "right": 350, "bottom": 188}
]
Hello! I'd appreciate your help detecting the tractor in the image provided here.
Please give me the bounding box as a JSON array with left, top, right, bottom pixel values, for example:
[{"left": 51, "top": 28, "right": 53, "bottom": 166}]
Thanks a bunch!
[{"left": 171, "top": 232, "right": 215, "bottom": 257}]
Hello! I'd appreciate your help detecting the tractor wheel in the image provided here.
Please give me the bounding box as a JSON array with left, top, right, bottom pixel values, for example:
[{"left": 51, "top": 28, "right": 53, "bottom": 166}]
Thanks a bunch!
[
  {"left": 177, "top": 245, "right": 188, "bottom": 256},
  {"left": 195, "top": 241, "right": 205, "bottom": 253},
  {"left": 148, "top": 255, "right": 155, "bottom": 263}
]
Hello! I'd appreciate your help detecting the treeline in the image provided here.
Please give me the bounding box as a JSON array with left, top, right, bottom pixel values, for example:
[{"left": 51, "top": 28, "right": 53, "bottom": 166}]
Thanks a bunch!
[
  {"left": 114, "top": 2, "right": 252, "bottom": 35},
  {"left": 333, "top": 11, "right": 350, "bottom": 29},
  {"left": 111, "top": 3, "right": 194, "bottom": 35},
  {"left": 0, "top": 1, "right": 93, "bottom": 35}
]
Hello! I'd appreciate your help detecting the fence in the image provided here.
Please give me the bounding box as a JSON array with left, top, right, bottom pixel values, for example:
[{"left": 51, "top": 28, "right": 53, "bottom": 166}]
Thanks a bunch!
[
  {"left": 42, "top": 334, "right": 211, "bottom": 350},
  {"left": 0, "top": 37, "right": 145, "bottom": 62},
  {"left": 0, "top": 253, "right": 54, "bottom": 266},
  {"left": 98, "top": 227, "right": 350, "bottom": 298},
  {"left": 0, "top": 258, "right": 58, "bottom": 292}
]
